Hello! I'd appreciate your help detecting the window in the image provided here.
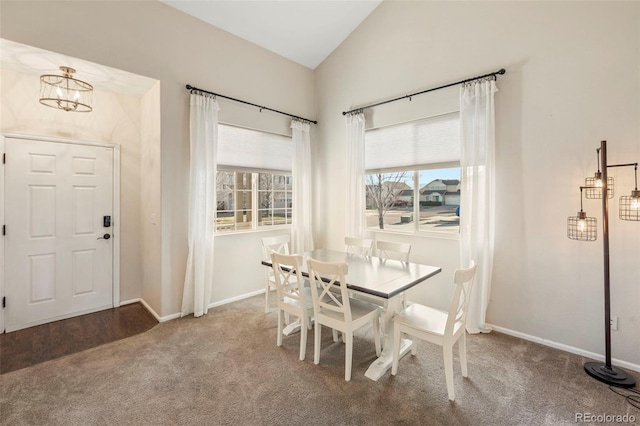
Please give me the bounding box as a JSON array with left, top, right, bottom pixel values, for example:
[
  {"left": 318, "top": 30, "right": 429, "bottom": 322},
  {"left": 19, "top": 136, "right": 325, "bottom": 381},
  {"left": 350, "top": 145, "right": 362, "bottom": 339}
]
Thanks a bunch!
[
  {"left": 364, "top": 113, "right": 460, "bottom": 235},
  {"left": 216, "top": 124, "right": 293, "bottom": 233}
]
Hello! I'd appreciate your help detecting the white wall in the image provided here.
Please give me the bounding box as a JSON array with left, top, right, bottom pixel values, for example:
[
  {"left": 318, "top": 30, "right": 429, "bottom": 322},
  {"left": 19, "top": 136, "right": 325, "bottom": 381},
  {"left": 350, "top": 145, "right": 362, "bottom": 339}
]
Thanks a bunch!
[
  {"left": 0, "top": 1, "right": 315, "bottom": 317},
  {"left": 315, "top": 1, "right": 640, "bottom": 365}
]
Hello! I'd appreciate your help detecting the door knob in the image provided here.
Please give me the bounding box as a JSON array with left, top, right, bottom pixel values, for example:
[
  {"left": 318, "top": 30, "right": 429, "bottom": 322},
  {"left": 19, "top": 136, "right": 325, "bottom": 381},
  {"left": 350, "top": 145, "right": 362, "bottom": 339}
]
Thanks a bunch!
[{"left": 97, "top": 233, "right": 111, "bottom": 240}]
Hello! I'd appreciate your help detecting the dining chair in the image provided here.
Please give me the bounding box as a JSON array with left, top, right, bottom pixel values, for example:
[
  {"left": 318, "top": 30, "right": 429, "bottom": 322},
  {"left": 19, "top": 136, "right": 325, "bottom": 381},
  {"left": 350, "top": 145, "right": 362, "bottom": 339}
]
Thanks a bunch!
[
  {"left": 307, "top": 258, "right": 381, "bottom": 381},
  {"left": 376, "top": 240, "right": 411, "bottom": 261},
  {"left": 270, "top": 252, "right": 313, "bottom": 361},
  {"left": 391, "top": 261, "right": 477, "bottom": 401},
  {"left": 261, "top": 235, "right": 292, "bottom": 314},
  {"left": 344, "top": 237, "right": 374, "bottom": 256},
  {"left": 376, "top": 240, "right": 412, "bottom": 306}
]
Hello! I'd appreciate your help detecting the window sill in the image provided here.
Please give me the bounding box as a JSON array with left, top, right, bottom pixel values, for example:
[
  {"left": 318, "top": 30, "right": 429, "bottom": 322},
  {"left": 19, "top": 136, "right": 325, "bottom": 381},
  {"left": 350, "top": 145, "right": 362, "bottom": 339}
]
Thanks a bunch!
[
  {"left": 368, "top": 228, "right": 460, "bottom": 241},
  {"left": 214, "top": 225, "right": 291, "bottom": 237}
]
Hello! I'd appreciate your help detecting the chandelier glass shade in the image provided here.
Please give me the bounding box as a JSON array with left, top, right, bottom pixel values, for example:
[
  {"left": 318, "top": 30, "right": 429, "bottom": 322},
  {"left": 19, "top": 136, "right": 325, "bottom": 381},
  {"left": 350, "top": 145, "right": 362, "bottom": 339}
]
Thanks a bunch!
[{"left": 40, "top": 66, "right": 93, "bottom": 112}]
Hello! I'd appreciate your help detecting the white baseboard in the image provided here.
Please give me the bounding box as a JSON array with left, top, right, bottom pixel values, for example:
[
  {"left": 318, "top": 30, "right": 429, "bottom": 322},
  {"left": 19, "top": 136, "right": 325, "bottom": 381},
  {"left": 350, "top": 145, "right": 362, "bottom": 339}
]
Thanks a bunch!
[
  {"left": 208, "top": 289, "right": 265, "bottom": 309},
  {"left": 119, "top": 298, "right": 180, "bottom": 323},
  {"left": 488, "top": 323, "right": 640, "bottom": 374},
  {"left": 121, "top": 290, "right": 266, "bottom": 323}
]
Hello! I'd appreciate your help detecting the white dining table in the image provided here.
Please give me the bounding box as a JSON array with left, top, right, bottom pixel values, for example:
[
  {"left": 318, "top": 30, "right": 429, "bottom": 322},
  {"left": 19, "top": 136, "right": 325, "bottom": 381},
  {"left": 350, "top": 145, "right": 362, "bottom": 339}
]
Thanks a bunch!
[{"left": 262, "top": 248, "right": 441, "bottom": 381}]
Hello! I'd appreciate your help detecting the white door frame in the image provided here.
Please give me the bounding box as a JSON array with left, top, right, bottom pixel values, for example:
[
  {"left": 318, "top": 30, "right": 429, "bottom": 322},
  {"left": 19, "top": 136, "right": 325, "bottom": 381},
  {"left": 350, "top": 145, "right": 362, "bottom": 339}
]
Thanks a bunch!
[{"left": 0, "top": 132, "right": 121, "bottom": 333}]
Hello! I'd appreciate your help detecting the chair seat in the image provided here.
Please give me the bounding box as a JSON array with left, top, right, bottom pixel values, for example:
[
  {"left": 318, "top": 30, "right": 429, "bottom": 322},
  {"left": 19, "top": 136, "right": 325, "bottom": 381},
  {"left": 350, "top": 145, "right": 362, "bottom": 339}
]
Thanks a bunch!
[
  {"left": 394, "top": 303, "right": 463, "bottom": 337},
  {"left": 283, "top": 287, "right": 314, "bottom": 309},
  {"left": 318, "top": 297, "right": 379, "bottom": 322}
]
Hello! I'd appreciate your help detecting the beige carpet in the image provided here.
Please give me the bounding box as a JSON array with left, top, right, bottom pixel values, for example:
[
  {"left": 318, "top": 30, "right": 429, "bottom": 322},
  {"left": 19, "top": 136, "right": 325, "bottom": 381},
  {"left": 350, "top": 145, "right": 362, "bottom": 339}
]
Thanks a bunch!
[{"left": 1, "top": 295, "right": 638, "bottom": 425}]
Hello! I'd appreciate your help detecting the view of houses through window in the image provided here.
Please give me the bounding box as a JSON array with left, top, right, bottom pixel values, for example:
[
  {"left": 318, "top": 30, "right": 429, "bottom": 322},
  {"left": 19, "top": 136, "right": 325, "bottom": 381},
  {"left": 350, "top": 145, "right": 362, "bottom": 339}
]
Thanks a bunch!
[
  {"left": 216, "top": 170, "right": 292, "bottom": 232},
  {"left": 365, "top": 167, "right": 460, "bottom": 234}
]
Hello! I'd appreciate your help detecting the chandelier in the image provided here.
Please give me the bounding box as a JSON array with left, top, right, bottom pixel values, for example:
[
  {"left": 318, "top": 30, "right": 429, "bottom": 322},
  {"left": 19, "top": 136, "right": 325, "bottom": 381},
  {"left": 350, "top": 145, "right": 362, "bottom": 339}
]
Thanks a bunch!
[{"left": 39, "top": 66, "right": 93, "bottom": 112}]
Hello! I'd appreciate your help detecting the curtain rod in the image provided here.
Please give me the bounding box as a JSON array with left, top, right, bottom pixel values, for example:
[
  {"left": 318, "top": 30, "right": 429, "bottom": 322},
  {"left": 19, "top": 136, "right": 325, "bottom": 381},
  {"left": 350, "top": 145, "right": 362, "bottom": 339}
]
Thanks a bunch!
[
  {"left": 341, "top": 68, "right": 506, "bottom": 116},
  {"left": 185, "top": 84, "right": 317, "bottom": 124}
]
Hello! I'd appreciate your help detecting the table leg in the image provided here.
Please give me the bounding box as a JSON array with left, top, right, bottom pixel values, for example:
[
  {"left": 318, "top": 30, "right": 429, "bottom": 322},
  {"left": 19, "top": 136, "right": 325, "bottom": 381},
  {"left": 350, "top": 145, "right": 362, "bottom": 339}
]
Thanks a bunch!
[{"left": 364, "top": 295, "right": 412, "bottom": 381}]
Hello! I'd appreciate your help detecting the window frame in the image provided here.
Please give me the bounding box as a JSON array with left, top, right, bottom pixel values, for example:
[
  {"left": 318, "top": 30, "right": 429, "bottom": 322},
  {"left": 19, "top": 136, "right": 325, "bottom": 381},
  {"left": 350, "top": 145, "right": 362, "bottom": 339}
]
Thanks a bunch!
[
  {"left": 365, "top": 165, "right": 461, "bottom": 240},
  {"left": 215, "top": 168, "right": 293, "bottom": 234}
]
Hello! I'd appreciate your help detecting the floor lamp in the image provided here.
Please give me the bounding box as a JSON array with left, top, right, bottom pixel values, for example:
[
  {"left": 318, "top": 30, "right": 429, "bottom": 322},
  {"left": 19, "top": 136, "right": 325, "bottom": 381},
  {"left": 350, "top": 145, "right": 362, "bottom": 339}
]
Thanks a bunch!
[{"left": 567, "top": 140, "right": 638, "bottom": 388}]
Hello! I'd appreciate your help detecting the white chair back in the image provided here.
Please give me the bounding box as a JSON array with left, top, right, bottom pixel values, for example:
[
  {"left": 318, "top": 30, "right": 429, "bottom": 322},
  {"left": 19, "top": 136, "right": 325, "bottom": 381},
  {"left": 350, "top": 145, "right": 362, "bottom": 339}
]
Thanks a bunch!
[
  {"left": 445, "top": 261, "right": 477, "bottom": 336},
  {"left": 307, "top": 258, "right": 352, "bottom": 323},
  {"left": 261, "top": 235, "right": 291, "bottom": 259},
  {"left": 344, "top": 237, "right": 374, "bottom": 256},
  {"left": 376, "top": 240, "right": 411, "bottom": 262},
  {"left": 261, "top": 235, "right": 292, "bottom": 313},
  {"left": 271, "top": 252, "right": 306, "bottom": 307}
]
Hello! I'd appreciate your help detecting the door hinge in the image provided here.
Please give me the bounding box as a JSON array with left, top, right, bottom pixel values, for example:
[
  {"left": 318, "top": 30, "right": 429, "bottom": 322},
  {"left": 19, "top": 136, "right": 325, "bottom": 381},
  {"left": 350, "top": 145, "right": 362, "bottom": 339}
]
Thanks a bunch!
[
  {"left": 2, "top": 225, "right": 4, "bottom": 236},
  {"left": 2, "top": 297, "right": 5, "bottom": 308},
  {"left": 2, "top": 153, "right": 5, "bottom": 164}
]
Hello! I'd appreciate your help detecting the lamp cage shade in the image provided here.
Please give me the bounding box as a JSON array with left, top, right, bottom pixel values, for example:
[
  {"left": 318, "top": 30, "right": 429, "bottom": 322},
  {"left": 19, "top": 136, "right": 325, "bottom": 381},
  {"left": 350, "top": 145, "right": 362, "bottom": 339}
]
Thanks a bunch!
[
  {"left": 40, "top": 66, "right": 93, "bottom": 112},
  {"left": 567, "top": 213, "right": 597, "bottom": 241},
  {"left": 619, "top": 191, "right": 640, "bottom": 221},
  {"left": 584, "top": 176, "right": 613, "bottom": 199}
]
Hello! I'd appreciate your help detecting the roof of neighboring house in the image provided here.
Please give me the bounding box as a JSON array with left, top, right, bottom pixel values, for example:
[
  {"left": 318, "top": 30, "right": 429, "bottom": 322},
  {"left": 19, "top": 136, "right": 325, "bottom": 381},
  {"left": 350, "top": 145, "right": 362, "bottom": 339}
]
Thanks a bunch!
[
  {"left": 399, "top": 189, "right": 413, "bottom": 196},
  {"left": 419, "top": 179, "right": 461, "bottom": 192},
  {"left": 421, "top": 189, "right": 461, "bottom": 195}
]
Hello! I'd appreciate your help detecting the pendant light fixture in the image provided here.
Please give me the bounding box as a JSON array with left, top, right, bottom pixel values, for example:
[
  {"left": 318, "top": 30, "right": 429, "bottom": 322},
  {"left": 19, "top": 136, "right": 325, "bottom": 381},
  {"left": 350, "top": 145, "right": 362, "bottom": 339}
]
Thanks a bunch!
[
  {"left": 567, "top": 187, "right": 597, "bottom": 241},
  {"left": 585, "top": 148, "right": 613, "bottom": 199},
  {"left": 40, "top": 66, "right": 93, "bottom": 112},
  {"left": 618, "top": 163, "right": 640, "bottom": 221}
]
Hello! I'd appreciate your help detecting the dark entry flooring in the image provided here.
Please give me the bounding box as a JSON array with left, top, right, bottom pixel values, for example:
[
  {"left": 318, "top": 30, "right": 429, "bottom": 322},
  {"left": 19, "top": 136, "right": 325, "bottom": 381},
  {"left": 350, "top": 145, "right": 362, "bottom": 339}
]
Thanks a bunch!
[{"left": 0, "top": 302, "right": 158, "bottom": 374}]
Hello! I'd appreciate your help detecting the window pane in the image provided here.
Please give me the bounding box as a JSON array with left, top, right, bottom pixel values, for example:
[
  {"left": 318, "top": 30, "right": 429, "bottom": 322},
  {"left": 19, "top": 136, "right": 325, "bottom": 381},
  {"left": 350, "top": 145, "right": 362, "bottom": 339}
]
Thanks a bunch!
[
  {"left": 418, "top": 168, "right": 460, "bottom": 233},
  {"left": 217, "top": 191, "right": 234, "bottom": 211},
  {"left": 258, "top": 173, "right": 272, "bottom": 191},
  {"left": 273, "top": 209, "right": 286, "bottom": 226},
  {"left": 217, "top": 171, "right": 235, "bottom": 190},
  {"left": 273, "top": 175, "right": 287, "bottom": 190},
  {"left": 237, "top": 172, "right": 251, "bottom": 190},
  {"left": 366, "top": 171, "right": 414, "bottom": 231},
  {"left": 258, "top": 209, "right": 272, "bottom": 226},
  {"left": 216, "top": 211, "right": 235, "bottom": 232},
  {"left": 272, "top": 191, "right": 288, "bottom": 209}
]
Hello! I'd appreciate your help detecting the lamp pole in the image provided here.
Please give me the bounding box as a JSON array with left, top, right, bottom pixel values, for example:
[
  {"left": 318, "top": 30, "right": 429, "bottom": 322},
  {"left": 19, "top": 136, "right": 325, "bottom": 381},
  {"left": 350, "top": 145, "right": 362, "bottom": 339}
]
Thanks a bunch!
[{"left": 583, "top": 140, "right": 635, "bottom": 388}]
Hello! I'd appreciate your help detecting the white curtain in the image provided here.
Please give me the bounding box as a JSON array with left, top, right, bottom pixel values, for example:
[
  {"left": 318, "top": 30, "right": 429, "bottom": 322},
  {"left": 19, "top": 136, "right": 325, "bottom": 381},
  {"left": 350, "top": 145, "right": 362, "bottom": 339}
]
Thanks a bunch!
[
  {"left": 182, "top": 92, "right": 219, "bottom": 317},
  {"left": 459, "top": 79, "right": 497, "bottom": 334},
  {"left": 291, "top": 120, "right": 314, "bottom": 253},
  {"left": 345, "top": 112, "right": 367, "bottom": 239}
]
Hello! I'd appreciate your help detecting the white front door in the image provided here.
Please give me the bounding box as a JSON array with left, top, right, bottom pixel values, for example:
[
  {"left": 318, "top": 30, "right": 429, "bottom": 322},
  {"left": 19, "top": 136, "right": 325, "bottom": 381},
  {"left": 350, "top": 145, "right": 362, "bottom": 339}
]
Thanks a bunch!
[{"left": 4, "top": 137, "right": 114, "bottom": 332}]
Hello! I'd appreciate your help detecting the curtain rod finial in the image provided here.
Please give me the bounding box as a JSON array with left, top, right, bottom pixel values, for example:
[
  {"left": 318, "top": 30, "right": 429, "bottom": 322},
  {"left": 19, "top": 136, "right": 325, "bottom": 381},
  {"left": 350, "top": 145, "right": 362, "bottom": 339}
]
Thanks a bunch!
[
  {"left": 186, "top": 84, "right": 193, "bottom": 90},
  {"left": 498, "top": 69, "right": 506, "bottom": 75}
]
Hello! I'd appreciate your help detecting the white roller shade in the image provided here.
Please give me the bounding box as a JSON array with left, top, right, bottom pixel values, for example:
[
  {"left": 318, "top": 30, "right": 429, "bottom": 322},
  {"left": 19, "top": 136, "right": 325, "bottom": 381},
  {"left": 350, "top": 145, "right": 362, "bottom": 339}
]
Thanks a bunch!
[
  {"left": 365, "top": 112, "right": 460, "bottom": 172},
  {"left": 218, "top": 124, "right": 293, "bottom": 172}
]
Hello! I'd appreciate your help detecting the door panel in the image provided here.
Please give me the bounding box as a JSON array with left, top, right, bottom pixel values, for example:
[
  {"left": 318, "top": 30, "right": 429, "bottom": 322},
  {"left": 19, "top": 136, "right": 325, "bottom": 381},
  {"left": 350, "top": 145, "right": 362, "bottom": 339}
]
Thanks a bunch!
[{"left": 4, "top": 138, "right": 114, "bottom": 332}]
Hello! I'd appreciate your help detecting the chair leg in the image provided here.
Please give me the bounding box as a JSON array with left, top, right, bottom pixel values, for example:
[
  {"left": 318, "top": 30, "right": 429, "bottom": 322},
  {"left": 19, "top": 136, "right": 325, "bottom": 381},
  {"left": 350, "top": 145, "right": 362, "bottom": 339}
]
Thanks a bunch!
[
  {"left": 373, "top": 317, "right": 381, "bottom": 357},
  {"left": 443, "top": 344, "right": 455, "bottom": 401},
  {"left": 345, "top": 332, "right": 353, "bottom": 381},
  {"left": 459, "top": 333, "right": 468, "bottom": 378},
  {"left": 314, "top": 323, "right": 321, "bottom": 365},
  {"left": 299, "top": 317, "right": 307, "bottom": 361},
  {"left": 277, "top": 309, "right": 283, "bottom": 347},
  {"left": 411, "top": 339, "right": 418, "bottom": 356},
  {"left": 265, "top": 284, "right": 271, "bottom": 314},
  {"left": 391, "top": 323, "right": 401, "bottom": 376}
]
